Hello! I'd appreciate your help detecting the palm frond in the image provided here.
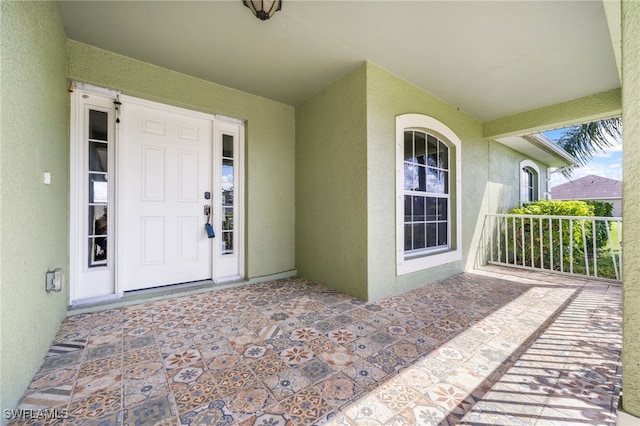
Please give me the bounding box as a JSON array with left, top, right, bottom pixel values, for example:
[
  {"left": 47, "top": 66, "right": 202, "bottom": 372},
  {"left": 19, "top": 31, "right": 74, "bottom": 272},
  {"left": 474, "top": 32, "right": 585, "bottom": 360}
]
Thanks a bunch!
[{"left": 557, "top": 117, "right": 622, "bottom": 178}]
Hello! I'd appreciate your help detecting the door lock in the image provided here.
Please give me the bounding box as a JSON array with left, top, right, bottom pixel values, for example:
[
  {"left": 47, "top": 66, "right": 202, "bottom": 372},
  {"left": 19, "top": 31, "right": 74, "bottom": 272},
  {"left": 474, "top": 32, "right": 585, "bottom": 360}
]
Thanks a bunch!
[{"left": 204, "top": 205, "right": 211, "bottom": 215}]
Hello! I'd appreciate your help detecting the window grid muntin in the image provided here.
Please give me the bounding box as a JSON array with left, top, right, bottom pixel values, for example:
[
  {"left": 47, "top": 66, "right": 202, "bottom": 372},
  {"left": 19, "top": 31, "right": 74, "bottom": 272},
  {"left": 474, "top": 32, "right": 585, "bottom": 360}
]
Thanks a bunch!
[{"left": 403, "top": 130, "right": 450, "bottom": 256}]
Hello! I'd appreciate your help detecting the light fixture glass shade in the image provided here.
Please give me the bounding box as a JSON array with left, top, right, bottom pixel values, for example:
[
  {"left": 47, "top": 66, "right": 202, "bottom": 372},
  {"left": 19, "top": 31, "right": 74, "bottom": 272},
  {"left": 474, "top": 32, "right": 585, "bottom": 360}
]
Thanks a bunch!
[{"left": 243, "top": 0, "right": 282, "bottom": 21}]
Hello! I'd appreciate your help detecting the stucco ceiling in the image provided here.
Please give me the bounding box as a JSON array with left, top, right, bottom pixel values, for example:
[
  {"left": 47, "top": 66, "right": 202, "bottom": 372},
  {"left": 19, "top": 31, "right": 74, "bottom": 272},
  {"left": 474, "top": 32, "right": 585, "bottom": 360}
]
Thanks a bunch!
[{"left": 56, "top": 0, "right": 620, "bottom": 122}]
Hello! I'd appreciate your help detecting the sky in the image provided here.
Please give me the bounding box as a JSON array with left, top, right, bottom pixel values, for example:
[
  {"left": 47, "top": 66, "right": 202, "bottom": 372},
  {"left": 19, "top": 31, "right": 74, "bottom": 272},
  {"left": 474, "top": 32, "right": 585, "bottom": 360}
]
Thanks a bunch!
[{"left": 543, "top": 127, "right": 623, "bottom": 188}]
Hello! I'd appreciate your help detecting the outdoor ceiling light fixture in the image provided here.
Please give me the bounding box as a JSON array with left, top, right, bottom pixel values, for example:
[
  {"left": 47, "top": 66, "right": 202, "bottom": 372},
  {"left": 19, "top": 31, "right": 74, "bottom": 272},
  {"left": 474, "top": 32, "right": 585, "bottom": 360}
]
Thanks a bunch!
[{"left": 243, "top": 0, "right": 282, "bottom": 21}]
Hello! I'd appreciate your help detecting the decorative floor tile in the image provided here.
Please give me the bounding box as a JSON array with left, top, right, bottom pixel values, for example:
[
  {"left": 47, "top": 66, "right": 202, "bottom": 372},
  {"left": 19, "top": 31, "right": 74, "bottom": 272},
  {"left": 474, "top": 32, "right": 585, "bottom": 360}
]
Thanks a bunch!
[
  {"left": 67, "top": 389, "right": 121, "bottom": 421},
  {"left": 123, "top": 345, "right": 162, "bottom": 366},
  {"left": 78, "top": 355, "right": 122, "bottom": 379},
  {"left": 179, "top": 400, "right": 234, "bottom": 426},
  {"left": 264, "top": 334, "right": 299, "bottom": 353},
  {"left": 123, "top": 395, "right": 177, "bottom": 425},
  {"left": 11, "top": 269, "right": 623, "bottom": 426},
  {"left": 235, "top": 402, "right": 294, "bottom": 426},
  {"left": 319, "top": 347, "right": 356, "bottom": 368},
  {"left": 38, "top": 352, "right": 81, "bottom": 373},
  {"left": 248, "top": 354, "right": 288, "bottom": 379},
  {"left": 366, "top": 349, "right": 406, "bottom": 374},
  {"left": 84, "top": 342, "right": 122, "bottom": 362},
  {"left": 280, "top": 387, "right": 334, "bottom": 425},
  {"left": 17, "top": 385, "right": 73, "bottom": 411},
  {"left": 295, "top": 358, "right": 336, "bottom": 385},
  {"left": 306, "top": 336, "right": 339, "bottom": 355},
  {"left": 46, "top": 341, "right": 85, "bottom": 357},
  {"left": 327, "top": 329, "right": 357, "bottom": 344},
  {"left": 341, "top": 356, "right": 388, "bottom": 389},
  {"left": 342, "top": 393, "right": 395, "bottom": 425},
  {"left": 316, "top": 374, "right": 364, "bottom": 409},
  {"left": 162, "top": 349, "right": 202, "bottom": 370},
  {"left": 262, "top": 368, "right": 312, "bottom": 401},
  {"left": 72, "top": 369, "right": 122, "bottom": 401},
  {"left": 214, "top": 364, "right": 258, "bottom": 397},
  {"left": 223, "top": 383, "right": 276, "bottom": 422},
  {"left": 388, "top": 340, "right": 421, "bottom": 362},
  {"left": 27, "top": 367, "right": 78, "bottom": 392},
  {"left": 280, "top": 345, "right": 315, "bottom": 366}
]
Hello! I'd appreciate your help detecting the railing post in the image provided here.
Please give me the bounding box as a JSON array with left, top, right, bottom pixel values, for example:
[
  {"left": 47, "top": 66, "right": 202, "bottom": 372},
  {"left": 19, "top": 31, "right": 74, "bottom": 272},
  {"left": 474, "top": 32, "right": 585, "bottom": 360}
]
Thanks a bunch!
[
  {"left": 607, "top": 219, "right": 620, "bottom": 281},
  {"left": 570, "top": 219, "right": 574, "bottom": 274},
  {"left": 581, "top": 220, "right": 590, "bottom": 277},
  {"left": 559, "top": 218, "right": 564, "bottom": 273},
  {"left": 592, "top": 220, "right": 598, "bottom": 278}
]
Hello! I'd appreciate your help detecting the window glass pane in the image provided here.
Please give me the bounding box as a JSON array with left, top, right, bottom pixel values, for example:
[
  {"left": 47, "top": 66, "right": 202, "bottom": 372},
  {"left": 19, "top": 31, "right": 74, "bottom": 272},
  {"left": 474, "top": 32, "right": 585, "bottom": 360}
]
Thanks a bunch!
[
  {"left": 404, "top": 163, "right": 416, "bottom": 191},
  {"left": 223, "top": 134, "right": 234, "bottom": 158},
  {"left": 89, "top": 142, "right": 108, "bottom": 172},
  {"left": 88, "top": 205, "right": 108, "bottom": 237},
  {"left": 426, "top": 223, "right": 437, "bottom": 247},
  {"left": 89, "top": 174, "right": 108, "bottom": 203},
  {"left": 425, "top": 197, "right": 437, "bottom": 221},
  {"left": 438, "top": 222, "right": 448, "bottom": 246},
  {"left": 88, "top": 206, "right": 107, "bottom": 267},
  {"left": 412, "top": 196, "right": 425, "bottom": 222},
  {"left": 415, "top": 132, "right": 426, "bottom": 165},
  {"left": 404, "top": 131, "right": 414, "bottom": 162},
  {"left": 438, "top": 171, "right": 448, "bottom": 194},
  {"left": 426, "top": 167, "right": 439, "bottom": 193},
  {"left": 416, "top": 165, "right": 427, "bottom": 192},
  {"left": 222, "top": 159, "right": 234, "bottom": 206},
  {"left": 88, "top": 237, "right": 107, "bottom": 266},
  {"left": 222, "top": 231, "right": 233, "bottom": 255},
  {"left": 223, "top": 207, "right": 233, "bottom": 231},
  {"left": 404, "top": 195, "right": 412, "bottom": 222},
  {"left": 413, "top": 223, "right": 426, "bottom": 250},
  {"left": 427, "top": 135, "right": 438, "bottom": 167},
  {"left": 437, "top": 198, "right": 448, "bottom": 221},
  {"left": 89, "top": 110, "right": 108, "bottom": 141},
  {"left": 438, "top": 141, "right": 449, "bottom": 170},
  {"left": 404, "top": 224, "right": 413, "bottom": 251}
]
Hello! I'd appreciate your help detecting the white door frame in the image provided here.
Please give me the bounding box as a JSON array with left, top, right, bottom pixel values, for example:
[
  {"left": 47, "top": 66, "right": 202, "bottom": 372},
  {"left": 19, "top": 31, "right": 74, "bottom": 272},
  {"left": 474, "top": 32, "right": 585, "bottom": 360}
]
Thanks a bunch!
[{"left": 70, "top": 84, "right": 245, "bottom": 304}]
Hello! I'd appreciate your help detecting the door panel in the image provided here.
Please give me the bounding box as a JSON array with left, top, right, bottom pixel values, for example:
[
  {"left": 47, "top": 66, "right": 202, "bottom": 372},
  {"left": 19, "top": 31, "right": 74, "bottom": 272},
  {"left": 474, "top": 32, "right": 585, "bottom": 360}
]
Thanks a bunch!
[{"left": 118, "top": 99, "right": 213, "bottom": 291}]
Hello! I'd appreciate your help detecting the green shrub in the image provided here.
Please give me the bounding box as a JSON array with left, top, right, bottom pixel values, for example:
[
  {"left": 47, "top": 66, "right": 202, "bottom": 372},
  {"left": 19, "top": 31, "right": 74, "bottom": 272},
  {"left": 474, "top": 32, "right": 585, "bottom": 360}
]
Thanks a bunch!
[{"left": 504, "top": 200, "right": 595, "bottom": 270}]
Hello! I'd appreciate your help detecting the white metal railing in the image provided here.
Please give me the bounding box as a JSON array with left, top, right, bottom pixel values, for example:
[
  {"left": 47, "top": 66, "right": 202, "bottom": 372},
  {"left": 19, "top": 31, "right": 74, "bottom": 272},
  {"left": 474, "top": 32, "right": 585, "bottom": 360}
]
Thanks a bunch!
[{"left": 483, "top": 214, "right": 622, "bottom": 282}]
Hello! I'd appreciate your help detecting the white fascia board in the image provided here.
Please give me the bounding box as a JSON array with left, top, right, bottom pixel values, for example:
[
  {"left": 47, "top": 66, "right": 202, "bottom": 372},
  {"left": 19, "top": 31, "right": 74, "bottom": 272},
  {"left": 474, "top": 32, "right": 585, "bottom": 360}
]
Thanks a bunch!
[{"left": 495, "top": 133, "right": 578, "bottom": 168}]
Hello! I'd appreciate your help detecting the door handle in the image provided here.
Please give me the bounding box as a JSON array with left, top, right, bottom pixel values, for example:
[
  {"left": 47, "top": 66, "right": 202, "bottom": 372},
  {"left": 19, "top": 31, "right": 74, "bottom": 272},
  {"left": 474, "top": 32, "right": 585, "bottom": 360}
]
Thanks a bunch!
[{"left": 204, "top": 205, "right": 215, "bottom": 238}]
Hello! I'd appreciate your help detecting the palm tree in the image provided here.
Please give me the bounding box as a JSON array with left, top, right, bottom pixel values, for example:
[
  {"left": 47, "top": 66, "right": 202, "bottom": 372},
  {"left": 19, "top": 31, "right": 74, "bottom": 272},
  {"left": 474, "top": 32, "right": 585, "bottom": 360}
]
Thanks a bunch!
[{"left": 557, "top": 117, "right": 622, "bottom": 178}]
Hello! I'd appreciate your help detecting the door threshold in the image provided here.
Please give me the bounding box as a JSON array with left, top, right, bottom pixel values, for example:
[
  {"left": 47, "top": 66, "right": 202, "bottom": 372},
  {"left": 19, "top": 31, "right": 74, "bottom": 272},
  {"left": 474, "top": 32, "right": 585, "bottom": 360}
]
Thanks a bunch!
[{"left": 68, "top": 278, "right": 244, "bottom": 314}]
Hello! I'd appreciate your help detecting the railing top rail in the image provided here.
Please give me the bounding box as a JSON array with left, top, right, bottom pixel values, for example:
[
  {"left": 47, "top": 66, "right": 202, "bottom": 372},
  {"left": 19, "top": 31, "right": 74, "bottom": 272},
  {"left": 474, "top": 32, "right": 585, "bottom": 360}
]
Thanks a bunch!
[{"left": 487, "top": 213, "right": 622, "bottom": 221}]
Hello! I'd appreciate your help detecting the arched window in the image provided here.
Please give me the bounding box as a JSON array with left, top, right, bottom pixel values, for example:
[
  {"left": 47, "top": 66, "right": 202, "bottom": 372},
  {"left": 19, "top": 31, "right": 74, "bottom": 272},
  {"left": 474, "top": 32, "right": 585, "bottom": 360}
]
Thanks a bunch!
[
  {"left": 396, "top": 114, "right": 462, "bottom": 275},
  {"left": 520, "top": 159, "right": 540, "bottom": 204}
]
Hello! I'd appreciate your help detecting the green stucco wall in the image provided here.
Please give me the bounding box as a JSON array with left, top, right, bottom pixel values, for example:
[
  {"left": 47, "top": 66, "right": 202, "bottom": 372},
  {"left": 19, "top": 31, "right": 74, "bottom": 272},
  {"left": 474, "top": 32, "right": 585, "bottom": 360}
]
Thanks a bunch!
[
  {"left": 365, "top": 64, "right": 487, "bottom": 300},
  {"left": 622, "top": 0, "right": 640, "bottom": 417},
  {"left": 295, "top": 64, "right": 369, "bottom": 299},
  {"left": 487, "top": 142, "right": 549, "bottom": 213},
  {"left": 67, "top": 40, "right": 296, "bottom": 279},
  {"left": 0, "top": 1, "right": 69, "bottom": 418}
]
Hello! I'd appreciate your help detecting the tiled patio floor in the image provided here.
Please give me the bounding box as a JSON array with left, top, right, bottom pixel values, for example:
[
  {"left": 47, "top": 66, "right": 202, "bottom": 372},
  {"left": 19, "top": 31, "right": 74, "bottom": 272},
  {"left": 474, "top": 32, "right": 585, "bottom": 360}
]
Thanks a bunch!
[{"left": 10, "top": 266, "right": 621, "bottom": 425}]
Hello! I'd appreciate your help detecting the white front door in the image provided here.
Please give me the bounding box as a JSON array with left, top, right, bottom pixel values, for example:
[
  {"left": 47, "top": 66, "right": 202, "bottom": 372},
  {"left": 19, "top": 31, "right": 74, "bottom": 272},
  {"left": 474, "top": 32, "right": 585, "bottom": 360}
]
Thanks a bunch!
[
  {"left": 117, "top": 98, "right": 214, "bottom": 291},
  {"left": 71, "top": 88, "right": 245, "bottom": 302}
]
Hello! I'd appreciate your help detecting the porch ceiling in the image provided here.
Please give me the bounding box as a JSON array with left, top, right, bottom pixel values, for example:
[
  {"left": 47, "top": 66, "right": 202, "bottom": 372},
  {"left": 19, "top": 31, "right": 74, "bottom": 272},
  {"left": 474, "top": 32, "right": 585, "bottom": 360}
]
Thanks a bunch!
[{"left": 56, "top": 0, "right": 620, "bottom": 122}]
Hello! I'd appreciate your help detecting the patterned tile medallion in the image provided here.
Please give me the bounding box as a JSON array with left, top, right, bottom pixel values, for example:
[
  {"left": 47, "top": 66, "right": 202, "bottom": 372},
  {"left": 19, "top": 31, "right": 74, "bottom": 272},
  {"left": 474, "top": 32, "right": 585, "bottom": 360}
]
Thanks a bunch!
[{"left": 280, "top": 387, "right": 334, "bottom": 425}]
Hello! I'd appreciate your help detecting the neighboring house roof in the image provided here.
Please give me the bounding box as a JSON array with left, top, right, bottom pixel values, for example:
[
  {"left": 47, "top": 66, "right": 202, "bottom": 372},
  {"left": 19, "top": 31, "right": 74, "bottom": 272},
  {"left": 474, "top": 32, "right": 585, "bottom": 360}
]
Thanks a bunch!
[
  {"left": 494, "top": 133, "right": 578, "bottom": 168},
  {"left": 551, "top": 175, "right": 622, "bottom": 200}
]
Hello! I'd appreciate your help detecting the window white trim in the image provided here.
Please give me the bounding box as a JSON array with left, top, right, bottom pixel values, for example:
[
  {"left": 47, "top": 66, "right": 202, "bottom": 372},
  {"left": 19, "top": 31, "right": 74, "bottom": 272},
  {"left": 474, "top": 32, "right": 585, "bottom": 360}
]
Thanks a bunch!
[
  {"left": 519, "top": 159, "right": 541, "bottom": 204},
  {"left": 396, "top": 114, "right": 462, "bottom": 275}
]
